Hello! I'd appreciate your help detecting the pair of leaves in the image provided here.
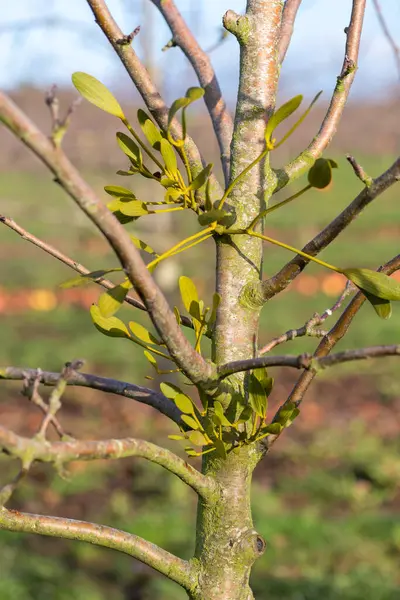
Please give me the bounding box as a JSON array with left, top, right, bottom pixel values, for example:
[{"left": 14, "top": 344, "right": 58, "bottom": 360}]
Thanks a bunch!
[{"left": 179, "top": 276, "right": 221, "bottom": 348}]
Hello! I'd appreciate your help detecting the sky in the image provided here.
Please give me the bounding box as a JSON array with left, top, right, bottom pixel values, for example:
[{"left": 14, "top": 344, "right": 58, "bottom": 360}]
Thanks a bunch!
[{"left": 1, "top": 0, "right": 400, "bottom": 102}]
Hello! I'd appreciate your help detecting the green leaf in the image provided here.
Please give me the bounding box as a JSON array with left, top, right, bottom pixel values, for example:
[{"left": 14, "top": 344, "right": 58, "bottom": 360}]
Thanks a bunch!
[
  {"left": 179, "top": 276, "right": 199, "bottom": 315},
  {"left": 273, "top": 91, "right": 322, "bottom": 149},
  {"left": 160, "top": 382, "right": 184, "bottom": 399},
  {"left": 308, "top": 158, "right": 333, "bottom": 189},
  {"left": 198, "top": 209, "right": 228, "bottom": 226},
  {"left": 188, "top": 164, "right": 213, "bottom": 191},
  {"left": 160, "top": 138, "right": 178, "bottom": 176},
  {"left": 98, "top": 280, "right": 131, "bottom": 317},
  {"left": 108, "top": 200, "right": 150, "bottom": 217},
  {"left": 168, "top": 434, "right": 186, "bottom": 441},
  {"left": 129, "top": 235, "right": 157, "bottom": 257},
  {"left": 207, "top": 293, "right": 221, "bottom": 326},
  {"left": 90, "top": 304, "right": 130, "bottom": 338},
  {"left": 363, "top": 291, "right": 392, "bottom": 320},
  {"left": 104, "top": 185, "right": 136, "bottom": 199},
  {"left": 185, "top": 87, "right": 205, "bottom": 102},
  {"left": 253, "top": 368, "right": 273, "bottom": 396},
  {"left": 276, "top": 402, "right": 297, "bottom": 426},
  {"left": 60, "top": 268, "right": 123, "bottom": 288},
  {"left": 181, "top": 415, "right": 200, "bottom": 430},
  {"left": 168, "top": 97, "right": 191, "bottom": 128},
  {"left": 188, "top": 431, "right": 208, "bottom": 446},
  {"left": 213, "top": 401, "right": 232, "bottom": 427},
  {"left": 129, "top": 322, "right": 161, "bottom": 345},
  {"left": 236, "top": 405, "right": 253, "bottom": 424},
  {"left": 342, "top": 268, "right": 400, "bottom": 301},
  {"left": 144, "top": 350, "right": 158, "bottom": 371},
  {"left": 137, "top": 109, "right": 162, "bottom": 149},
  {"left": 258, "top": 423, "right": 283, "bottom": 437},
  {"left": 72, "top": 72, "right": 125, "bottom": 119},
  {"left": 213, "top": 438, "right": 227, "bottom": 459},
  {"left": 174, "top": 393, "right": 195, "bottom": 415},
  {"left": 265, "top": 94, "right": 303, "bottom": 146},
  {"left": 248, "top": 373, "right": 268, "bottom": 418},
  {"left": 116, "top": 132, "right": 142, "bottom": 168}
]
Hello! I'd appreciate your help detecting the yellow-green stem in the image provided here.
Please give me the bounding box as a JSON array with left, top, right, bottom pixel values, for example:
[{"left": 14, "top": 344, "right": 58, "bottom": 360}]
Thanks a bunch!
[
  {"left": 147, "top": 226, "right": 215, "bottom": 270},
  {"left": 218, "top": 149, "right": 269, "bottom": 210},
  {"left": 247, "top": 230, "right": 341, "bottom": 272},
  {"left": 249, "top": 185, "right": 311, "bottom": 230},
  {"left": 122, "top": 119, "right": 164, "bottom": 171}
]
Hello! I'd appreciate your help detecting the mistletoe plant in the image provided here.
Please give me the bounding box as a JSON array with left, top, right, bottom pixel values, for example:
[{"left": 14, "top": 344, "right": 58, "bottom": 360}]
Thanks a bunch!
[{"left": 1, "top": 1, "right": 400, "bottom": 599}]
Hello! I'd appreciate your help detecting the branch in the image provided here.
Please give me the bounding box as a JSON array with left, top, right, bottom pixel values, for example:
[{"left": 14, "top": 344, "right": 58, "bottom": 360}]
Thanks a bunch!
[
  {"left": 150, "top": 0, "right": 233, "bottom": 184},
  {"left": 262, "top": 156, "right": 400, "bottom": 300},
  {"left": 372, "top": 0, "right": 400, "bottom": 82},
  {"left": 0, "top": 366, "right": 182, "bottom": 424},
  {"left": 85, "top": 0, "right": 223, "bottom": 200},
  {"left": 0, "top": 427, "right": 217, "bottom": 501},
  {"left": 278, "top": 0, "right": 303, "bottom": 64},
  {"left": 0, "top": 215, "right": 200, "bottom": 336},
  {"left": 0, "top": 92, "right": 214, "bottom": 386},
  {"left": 0, "top": 507, "right": 196, "bottom": 589},
  {"left": 262, "top": 254, "right": 400, "bottom": 451},
  {"left": 272, "top": 0, "right": 366, "bottom": 193},
  {"left": 259, "top": 281, "right": 354, "bottom": 354},
  {"left": 217, "top": 344, "right": 400, "bottom": 379}
]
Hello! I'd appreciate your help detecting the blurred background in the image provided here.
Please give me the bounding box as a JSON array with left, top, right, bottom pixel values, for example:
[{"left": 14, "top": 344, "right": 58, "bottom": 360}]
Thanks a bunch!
[{"left": 0, "top": 1, "right": 400, "bottom": 599}]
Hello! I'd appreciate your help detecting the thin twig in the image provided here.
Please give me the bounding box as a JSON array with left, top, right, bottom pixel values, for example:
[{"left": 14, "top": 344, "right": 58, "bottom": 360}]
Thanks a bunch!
[
  {"left": 259, "top": 281, "right": 354, "bottom": 354},
  {"left": 372, "top": 0, "right": 400, "bottom": 82},
  {"left": 0, "top": 426, "right": 217, "bottom": 501},
  {"left": 262, "top": 156, "right": 400, "bottom": 300},
  {"left": 21, "top": 368, "right": 70, "bottom": 439},
  {"left": 0, "top": 508, "right": 196, "bottom": 589},
  {"left": 278, "top": 0, "right": 303, "bottom": 64},
  {"left": 217, "top": 344, "right": 400, "bottom": 379},
  {"left": 1, "top": 366, "right": 182, "bottom": 424},
  {"left": 150, "top": 0, "right": 233, "bottom": 184},
  {"left": 0, "top": 216, "right": 199, "bottom": 335},
  {"left": 273, "top": 0, "right": 366, "bottom": 193},
  {"left": 346, "top": 154, "right": 373, "bottom": 186}
]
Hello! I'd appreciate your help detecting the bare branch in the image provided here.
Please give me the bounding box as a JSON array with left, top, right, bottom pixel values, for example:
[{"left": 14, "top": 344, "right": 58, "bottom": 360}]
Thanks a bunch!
[
  {"left": 278, "top": 0, "right": 303, "bottom": 64},
  {"left": 0, "top": 507, "right": 196, "bottom": 589},
  {"left": 0, "top": 366, "right": 182, "bottom": 424},
  {"left": 259, "top": 281, "right": 354, "bottom": 354},
  {"left": 0, "top": 92, "right": 214, "bottom": 386},
  {"left": 85, "top": 0, "right": 223, "bottom": 200},
  {"left": 262, "top": 156, "right": 400, "bottom": 300},
  {"left": 217, "top": 344, "right": 400, "bottom": 379},
  {"left": 346, "top": 154, "right": 373, "bottom": 186},
  {"left": 262, "top": 254, "right": 400, "bottom": 451},
  {"left": 372, "top": 0, "right": 400, "bottom": 82},
  {"left": 0, "top": 216, "right": 200, "bottom": 336},
  {"left": 273, "top": 0, "right": 366, "bottom": 193},
  {"left": 150, "top": 0, "right": 233, "bottom": 184},
  {"left": 0, "top": 427, "right": 217, "bottom": 501}
]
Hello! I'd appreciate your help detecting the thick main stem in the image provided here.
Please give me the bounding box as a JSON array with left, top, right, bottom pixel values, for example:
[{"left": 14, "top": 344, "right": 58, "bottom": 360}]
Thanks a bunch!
[
  {"left": 191, "top": 447, "right": 264, "bottom": 600},
  {"left": 193, "top": 2, "right": 283, "bottom": 598}
]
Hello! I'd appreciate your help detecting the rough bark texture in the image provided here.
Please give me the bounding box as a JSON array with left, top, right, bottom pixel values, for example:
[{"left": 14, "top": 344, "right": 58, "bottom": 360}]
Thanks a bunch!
[{"left": 192, "top": 2, "right": 283, "bottom": 598}]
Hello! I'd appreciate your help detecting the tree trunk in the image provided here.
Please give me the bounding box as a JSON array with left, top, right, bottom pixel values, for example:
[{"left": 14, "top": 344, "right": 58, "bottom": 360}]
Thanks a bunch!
[
  {"left": 191, "top": 3, "right": 282, "bottom": 598},
  {"left": 191, "top": 447, "right": 264, "bottom": 600}
]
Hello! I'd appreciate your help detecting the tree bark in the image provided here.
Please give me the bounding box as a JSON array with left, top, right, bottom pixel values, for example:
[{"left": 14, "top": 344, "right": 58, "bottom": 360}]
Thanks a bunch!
[{"left": 192, "top": 2, "right": 282, "bottom": 598}]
